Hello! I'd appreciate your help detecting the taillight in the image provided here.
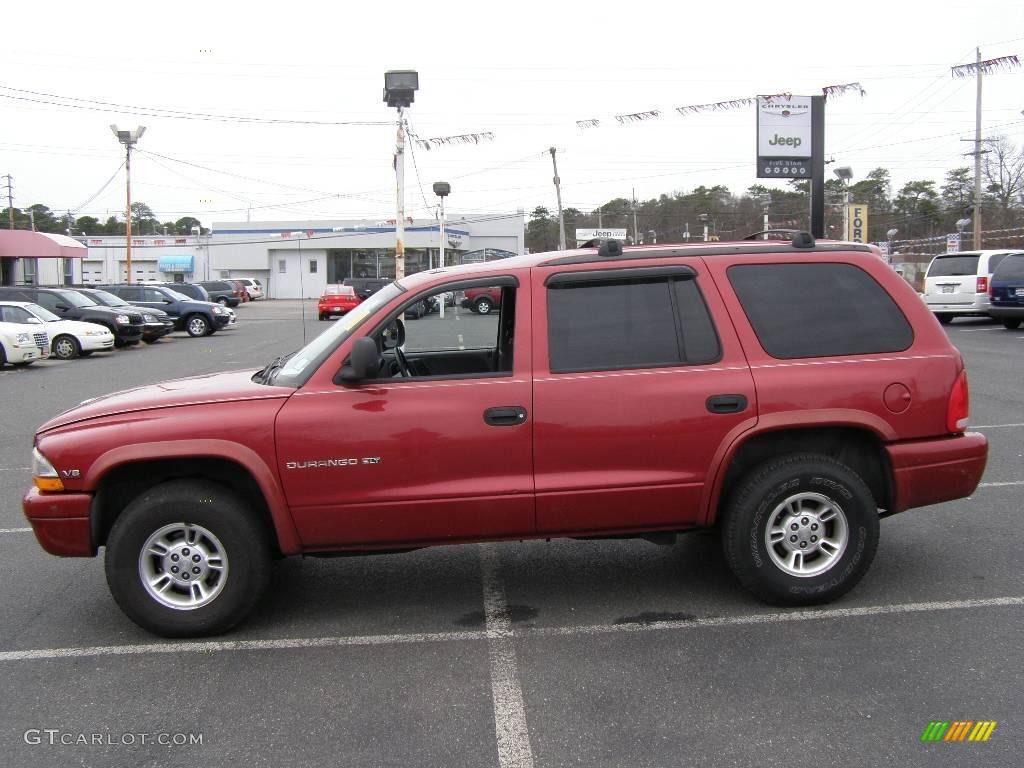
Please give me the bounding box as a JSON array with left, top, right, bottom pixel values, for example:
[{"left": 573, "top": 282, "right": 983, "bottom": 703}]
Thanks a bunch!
[
  {"left": 946, "top": 369, "right": 970, "bottom": 433},
  {"left": 976, "top": 276, "right": 988, "bottom": 293}
]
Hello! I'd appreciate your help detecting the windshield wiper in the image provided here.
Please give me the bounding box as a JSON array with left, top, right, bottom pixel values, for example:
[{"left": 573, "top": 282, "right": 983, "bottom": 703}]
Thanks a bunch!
[{"left": 254, "top": 352, "right": 294, "bottom": 385}]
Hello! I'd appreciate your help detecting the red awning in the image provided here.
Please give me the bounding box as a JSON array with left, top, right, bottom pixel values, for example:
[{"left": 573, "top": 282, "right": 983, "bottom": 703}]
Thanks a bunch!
[{"left": 0, "top": 230, "right": 88, "bottom": 258}]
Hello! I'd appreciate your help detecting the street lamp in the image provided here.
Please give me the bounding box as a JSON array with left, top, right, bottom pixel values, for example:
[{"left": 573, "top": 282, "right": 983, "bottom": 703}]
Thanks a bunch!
[
  {"left": 432, "top": 181, "right": 451, "bottom": 318},
  {"left": 110, "top": 125, "right": 146, "bottom": 283},
  {"left": 383, "top": 70, "right": 418, "bottom": 284},
  {"left": 886, "top": 228, "right": 898, "bottom": 262},
  {"left": 698, "top": 213, "right": 710, "bottom": 242},
  {"left": 833, "top": 166, "right": 853, "bottom": 240}
]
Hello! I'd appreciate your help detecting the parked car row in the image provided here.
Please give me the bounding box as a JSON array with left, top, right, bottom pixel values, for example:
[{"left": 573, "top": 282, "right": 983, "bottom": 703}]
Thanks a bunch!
[
  {"left": 0, "top": 283, "right": 240, "bottom": 366},
  {"left": 923, "top": 249, "right": 1024, "bottom": 328}
]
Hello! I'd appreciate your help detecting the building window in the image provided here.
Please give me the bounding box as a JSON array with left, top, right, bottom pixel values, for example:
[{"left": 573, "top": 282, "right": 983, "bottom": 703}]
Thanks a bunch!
[
  {"left": 220, "top": 270, "right": 230, "bottom": 279},
  {"left": 309, "top": 259, "right": 318, "bottom": 274},
  {"left": 278, "top": 259, "right": 287, "bottom": 274},
  {"left": 23, "top": 258, "right": 37, "bottom": 285}
]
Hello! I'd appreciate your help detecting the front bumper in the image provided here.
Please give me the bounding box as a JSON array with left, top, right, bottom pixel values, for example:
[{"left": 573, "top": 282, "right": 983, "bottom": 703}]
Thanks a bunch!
[
  {"left": 81, "top": 334, "right": 116, "bottom": 352},
  {"left": 22, "top": 487, "right": 95, "bottom": 556},
  {"left": 142, "top": 321, "right": 175, "bottom": 341},
  {"left": 112, "top": 323, "right": 144, "bottom": 344},
  {"left": 886, "top": 432, "right": 988, "bottom": 514},
  {"left": 5, "top": 345, "right": 47, "bottom": 364}
]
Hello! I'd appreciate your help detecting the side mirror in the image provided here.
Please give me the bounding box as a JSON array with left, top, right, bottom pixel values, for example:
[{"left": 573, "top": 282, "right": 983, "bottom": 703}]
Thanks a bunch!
[
  {"left": 338, "top": 337, "right": 379, "bottom": 384},
  {"left": 55, "top": 304, "right": 69, "bottom": 312}
]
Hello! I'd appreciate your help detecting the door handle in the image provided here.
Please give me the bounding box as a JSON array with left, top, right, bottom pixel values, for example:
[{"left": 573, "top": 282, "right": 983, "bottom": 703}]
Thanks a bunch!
[
  {"left": 706, "top": 394, "right": 748, "bottom": 414},
  {"left": 484, "top": 406, "right": 528, "bottom": 426}
]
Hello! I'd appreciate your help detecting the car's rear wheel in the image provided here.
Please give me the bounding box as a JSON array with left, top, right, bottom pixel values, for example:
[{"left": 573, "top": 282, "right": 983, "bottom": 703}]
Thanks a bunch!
[
  {"left": 52, "top": 334, "right": 81, "bottom": 360},
  {"left": 935, "top": 313, "right": 953, "bottom": 325},
  {"left": 474, "top": 296, "right": 494, "bottom": 315},
  {"left": 185, "top": 314, "right": 210, "bottom": 337},
  {"left": 720, "top": 453, "right": 879, "bottom": 606},
  {"left": 1002, "top": 318, "right": 1022, "bottom": 330},
  {"left": 319, "top": 313, "right": 328, "bottom": 321},
  {"left": 104, "top": 480, "right": 271, "bottom": 637}
]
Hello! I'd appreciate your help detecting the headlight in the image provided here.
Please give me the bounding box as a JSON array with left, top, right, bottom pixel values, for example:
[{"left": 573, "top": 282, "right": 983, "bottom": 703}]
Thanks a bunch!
[
  {"left": 143, "top": 314, "right": 155, "bottom": 322},
  {"left": 115, "top": 314, "right": 130, "bottom": 324},
  {"left": 212, "top": 306, "right": 227, "bottom": 315},
  {"left": 83, "top": 328, "right": 104, "bottom": 336},
  {"left": 15, "top": 332, "right": 31, "bottom": 344},
  {"left": 32, "top": 447, "right": 64, "bottom": 492}
]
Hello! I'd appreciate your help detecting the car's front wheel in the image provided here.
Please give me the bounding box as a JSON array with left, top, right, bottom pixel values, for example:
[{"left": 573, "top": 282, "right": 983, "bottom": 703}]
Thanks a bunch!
[
  {"left": 52, "top": 334, "right": 81, "bottom": 360},
  {"left": 935, "top": 313, "right": 953, "bottom": 325},
  {"left": 185, "top": 314, "right": 210, "bottom": 337},
  {"left": 474, "top": 296, "right": 494, "bottom": 315},
  {"left": 720, "top": 453, "right": 879, "bottom": 606},
  {"left": 104, "top": 480, "right": 271, "bottom": 637},
  {"left": 1002, "top": 318, "right": 1022, "bottom": 330}
]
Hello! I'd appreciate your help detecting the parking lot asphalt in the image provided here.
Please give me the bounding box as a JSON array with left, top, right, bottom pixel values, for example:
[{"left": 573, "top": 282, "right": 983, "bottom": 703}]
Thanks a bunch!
[{"left": 0, "top": 303, "right": 1021, "bottom": 768}]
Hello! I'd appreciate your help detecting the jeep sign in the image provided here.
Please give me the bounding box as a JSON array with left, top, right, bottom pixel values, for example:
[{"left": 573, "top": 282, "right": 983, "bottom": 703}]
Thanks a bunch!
[
  {"left": 756, "top": 95, "right": 813, "bottom": 179},
  {"left": 575, "top": 228, "right": 628, "bottom": 243}
]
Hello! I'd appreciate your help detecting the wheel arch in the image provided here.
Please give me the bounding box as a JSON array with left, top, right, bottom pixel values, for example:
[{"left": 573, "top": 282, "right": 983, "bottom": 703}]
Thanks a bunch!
[
  {"left": 87, "top": 441, "right": 301, "bottom": 556},
  {"left": 706, "top": 425, "right": 894, "bottom": 526}
]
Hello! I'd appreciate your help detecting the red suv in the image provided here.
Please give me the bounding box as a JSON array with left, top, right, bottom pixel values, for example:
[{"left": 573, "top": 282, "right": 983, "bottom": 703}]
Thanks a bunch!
[
  {"left": 23, "top": 234, "right": 987, "bottom": 636},
  {"left": 462, "top": 286, "right": 501, "bottom": 314}
]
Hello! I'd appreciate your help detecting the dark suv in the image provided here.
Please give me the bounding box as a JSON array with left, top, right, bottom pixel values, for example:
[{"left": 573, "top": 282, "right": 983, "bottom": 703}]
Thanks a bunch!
[
  {"left": 0, "top": 286, "right": 144, "bottom": 346},
  {"left": 343, "top": 277, "right": 390, "bottom": 301},
  {"left": 988, "top": 254, "right": 1024, "bottom": 329},
  {"left": 197, "top": 281, "right": 242, "bottom": 307},
  {"left": 74, "top": 288, "right": 175, "bottom": 343},
  {"left": 99, "top": 284, "right": 231, "bottom": 337}
]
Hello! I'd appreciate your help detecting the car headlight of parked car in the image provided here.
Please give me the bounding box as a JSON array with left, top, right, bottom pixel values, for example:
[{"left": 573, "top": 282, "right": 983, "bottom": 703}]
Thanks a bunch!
[
  {"left": 31, "top": 447, "right": 63, "bottom": 492},
  {"left": 83, "top": 328, "right": 107, "bottom": 336},
  {"left": 14, "top": 332, "right": 33, "bottom": 346},
  {"left": 143, "top": 313, "right": 155, "bottom": 322},
  {"left": 212, "top": 306, "right": 227, "bottom": 315},
  {"left": 115, "top": 314, "right": 130, "bottom": 324}
]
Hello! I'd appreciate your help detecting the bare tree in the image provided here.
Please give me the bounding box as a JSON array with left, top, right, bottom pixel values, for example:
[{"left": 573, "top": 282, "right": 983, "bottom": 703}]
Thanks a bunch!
[{"left": 982, "top": 136, "right": 1024, "bottom": 211}]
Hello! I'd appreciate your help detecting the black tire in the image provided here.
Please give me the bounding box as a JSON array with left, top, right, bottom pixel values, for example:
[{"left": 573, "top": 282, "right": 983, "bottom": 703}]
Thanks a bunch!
[
  {"left": 936, "top": 313, "right": 953, "bottom": 325},
  {"left": 720, "top": 453, "right": 879, "bottom": 606},
  {"left": 0, "top": 345, "right": 6, "bottom": 366},
  {"left": 12, "top": 360, "right": 33, "bottom": 367},
  {"left": 319, "top": 313, "right": 328, "bottom": 321},
  {"left": 1002, "top": 318, "right": 1022, "bottom": 330},
  {"left": 474, "top": 296, "right": 494, "bottom": 315},
  {"left": 185, "top": 314, "right": 210, "bottom": 337},
  {"left": 104, "top": 480, "right": 271, "bottom": 637},
  {"left": 52, "top": 334, "right": 81, "bottom": 360},
  {"left": 143, "top": 337, "right": 161, "bottom": 344},
  {"left": 79, "top": 350, "right": 94, "bottom": 357}
]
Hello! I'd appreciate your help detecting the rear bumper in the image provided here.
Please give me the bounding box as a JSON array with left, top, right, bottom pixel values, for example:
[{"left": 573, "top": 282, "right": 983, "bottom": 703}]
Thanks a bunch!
[
  {"left": 22, "top": 487, "right": 95, "bottom": 556},
  {"left": 926, "top": 302, "right": 988, "bottom": 314},
  {"left": 886, "top": 432, "right": 988, "bottom": 514},
  {"left": 988, "top": 306, "right": 1024, "bottom": 319}
]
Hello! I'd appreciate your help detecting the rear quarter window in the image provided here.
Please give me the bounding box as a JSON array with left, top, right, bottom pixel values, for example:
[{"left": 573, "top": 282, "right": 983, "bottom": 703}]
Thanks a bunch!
[{"left": 728, "top": 262, "right": 913, "bottom": 359}]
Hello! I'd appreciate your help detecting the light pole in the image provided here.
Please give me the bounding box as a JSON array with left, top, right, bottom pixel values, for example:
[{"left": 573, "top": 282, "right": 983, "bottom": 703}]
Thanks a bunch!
[
  {"left": 886, "top": 228, "right": 898, "bottom": 263},
  {"left": 191, "top": 225, "right": 206, "bottom": 281},
  {"left": 433, "top": 181, "right": 451, "bottom": 319},
  {"left": 699, "top": 213, "right": 709, "bottom": 242},
  {"left": 110, "top": 125, "right": 146, "bottom": 283},
  {"left": 383, "top": 70, "right": 418, "bottom": 282}
]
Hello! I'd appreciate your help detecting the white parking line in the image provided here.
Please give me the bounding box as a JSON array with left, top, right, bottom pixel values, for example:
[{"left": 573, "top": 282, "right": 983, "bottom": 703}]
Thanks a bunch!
[
  {"left": 0, "top": 467, "right": 29, "bottom": 472},
  {"left": 0, "top": 595, "right": 1020, "bottom": 664},
  {"left": 0, "top": 528, "right": 31, "bottom": 534},
  {"left": 955, "top": 327, "right": 1004, "bottom": 332},
  {"left": 978, "top": 481, "right": 1024, "bottom": 488},
  {"left": 973, "top": 423, "right": 1024, "bottom": 429},
  {"left": 480, "top": 544, "right": 535, "bottom": 768}
]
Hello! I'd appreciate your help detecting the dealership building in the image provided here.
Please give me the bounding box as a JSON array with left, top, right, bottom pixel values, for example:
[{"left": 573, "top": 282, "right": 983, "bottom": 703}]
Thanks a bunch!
[{"left": 73, "top": 213, "right": 524, "bottom": 298}]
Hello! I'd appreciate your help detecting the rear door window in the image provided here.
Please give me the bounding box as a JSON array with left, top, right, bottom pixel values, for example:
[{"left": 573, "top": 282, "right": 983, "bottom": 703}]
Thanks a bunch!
[
  {"left": 994, "top": 255, "right": 1024, "bottom": 281},
  {"left": 927, "top": 255, "right": 980, "bottom": 277},
  {"left": 728, "top": 263, "right": 913, "bottom": 359}
]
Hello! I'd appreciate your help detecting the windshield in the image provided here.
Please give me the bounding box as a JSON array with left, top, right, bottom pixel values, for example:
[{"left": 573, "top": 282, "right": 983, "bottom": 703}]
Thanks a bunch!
[
  {"left": 26, "top": 303, "right": 61, "bottom": 322},
  {"left": 268, "top": 281, "right": 403, "bottom": 388},
  {"left": 91, "top": 289, "right": 129, "bottom": 306},
  {"left": 166, "top": 289, "right": 191, "bottom": 301},
  {"left": 54, "top": 290, "right": 93, "bottom": 308}
]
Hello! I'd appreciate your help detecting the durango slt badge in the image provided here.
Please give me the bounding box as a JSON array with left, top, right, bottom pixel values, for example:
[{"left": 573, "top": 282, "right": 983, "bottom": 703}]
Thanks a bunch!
[{"left": 286, "top": 457, "right": 381, "bottom": 469}]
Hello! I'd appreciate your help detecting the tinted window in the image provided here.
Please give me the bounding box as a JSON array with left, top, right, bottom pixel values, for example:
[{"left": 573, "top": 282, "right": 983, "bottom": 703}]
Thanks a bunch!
[
  {"left": 927, "top": 254, "right": 979, "bottom": 277},
  {"left": 674, "top": 280, "right": 721, "bottom": 365},
  {"left": 548, "top": 278, "right": 680, "bottom": 373},
  {"left": 729, "top": 263, "right": 913, "bottom": 359},
  {"left": 31, "top": 292, "right": 61, "bottom": 312},
  {"left": 53, "top": 290, "right": 91, "bottom": 308},
  {"left": 994, "top": 255, "right": 1024, "bottom": 281},
  {"left": 143, "top": 288, "right": 169, "bottom": 302}
]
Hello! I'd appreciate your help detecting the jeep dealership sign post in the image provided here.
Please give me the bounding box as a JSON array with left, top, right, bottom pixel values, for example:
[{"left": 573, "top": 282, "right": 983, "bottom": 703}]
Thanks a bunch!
[
  {"left": 575, "top": 228, "right": 628, "bottom": 245},
  {"left": 756, "top": 95, "right": 825, "bottom": 238},
  {"left": 846, "top": 204, "right": 869, "bottom": 243}
]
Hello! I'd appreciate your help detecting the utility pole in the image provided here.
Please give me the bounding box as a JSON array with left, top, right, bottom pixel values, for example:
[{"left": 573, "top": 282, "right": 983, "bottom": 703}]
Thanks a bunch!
[
  {"left": 3, "top": 175, "right": 13, "bottom": 229},
  {"left": 951, "top": 50, "right": 1020, "bottom": 250},
  {"left": 631, "top": 189, "right": 639, "bottom": 244},
  {"left": 111, "top": 126, "right": 146, "bottom": 283},
  {"left": 597, "top": 208, "right": 603, "bottom": 228},
  {"left": 549, "top": 147, "right": 566, "bottom": 250}
]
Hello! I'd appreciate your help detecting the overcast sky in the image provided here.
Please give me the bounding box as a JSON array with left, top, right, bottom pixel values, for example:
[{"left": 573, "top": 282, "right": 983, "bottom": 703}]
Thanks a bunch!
[{"left": 3, "top": 0, "right": 1023, "bottom": 231}]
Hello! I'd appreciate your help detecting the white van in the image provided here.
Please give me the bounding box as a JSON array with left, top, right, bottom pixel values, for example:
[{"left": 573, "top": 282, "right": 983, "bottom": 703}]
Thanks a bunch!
[{"left": 923, "top": 250, "right": 1024, "bottom": 324}]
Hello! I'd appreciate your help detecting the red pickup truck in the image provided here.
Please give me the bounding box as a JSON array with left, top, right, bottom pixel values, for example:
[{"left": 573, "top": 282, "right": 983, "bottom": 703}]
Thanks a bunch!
[{"left": 24, "top": 235, "right": 987, "bottom": 636}]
